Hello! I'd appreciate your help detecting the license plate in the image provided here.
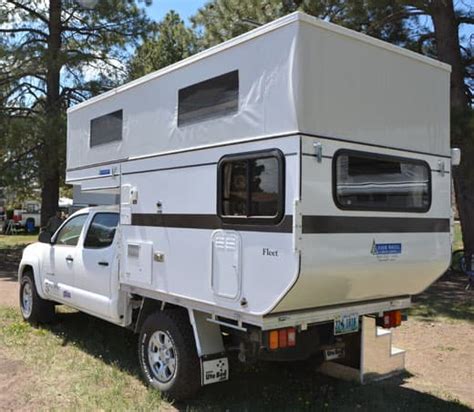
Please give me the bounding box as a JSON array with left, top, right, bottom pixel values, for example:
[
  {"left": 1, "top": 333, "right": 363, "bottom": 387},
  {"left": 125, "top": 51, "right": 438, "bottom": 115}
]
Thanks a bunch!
[
  {"left": 201, "top": 357, "right": 229, "bottom": 385},
  {"left": 334, "top": 313, "right": 359, "bottom": 335}
]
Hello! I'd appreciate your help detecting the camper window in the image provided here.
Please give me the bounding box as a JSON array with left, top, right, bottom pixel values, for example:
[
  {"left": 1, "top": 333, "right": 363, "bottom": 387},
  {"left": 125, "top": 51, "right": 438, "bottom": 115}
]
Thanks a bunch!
[
  {"left": 218, "top": 149, "right": 284, "bottom": 224},
  {"left": 334, "top": 150, "right": 431, "bottom": 212},
  {"left": 178, "top": 71, "right": 239, "bottom": 127},
  {"left": 90, "top": 110, "right": 123, "bottom": 147}
]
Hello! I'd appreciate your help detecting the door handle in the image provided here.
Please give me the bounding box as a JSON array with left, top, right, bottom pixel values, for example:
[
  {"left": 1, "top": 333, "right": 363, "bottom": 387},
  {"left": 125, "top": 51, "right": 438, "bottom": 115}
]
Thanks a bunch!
[
  {"left": 65, "top": 256, "right": 74, "bottom": 262},
  {"left": 98, "top": 261, "right": 109, "bottom": 267}
]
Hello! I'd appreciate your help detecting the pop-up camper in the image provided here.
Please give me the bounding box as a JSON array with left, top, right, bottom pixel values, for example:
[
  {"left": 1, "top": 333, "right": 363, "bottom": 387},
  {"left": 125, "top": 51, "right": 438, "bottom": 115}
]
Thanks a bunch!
[{"left": 19, "top": 12, "right": 456, "bottom": 399}]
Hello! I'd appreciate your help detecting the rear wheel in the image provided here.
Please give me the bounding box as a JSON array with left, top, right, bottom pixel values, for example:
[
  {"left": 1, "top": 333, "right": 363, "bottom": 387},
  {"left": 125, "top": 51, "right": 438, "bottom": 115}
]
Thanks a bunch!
[
  {"left": 19, "top": 271, "right": 55, "bottom": 324},
  {"left": 138, "top": 310, "right": 201, "bottom": 400}
]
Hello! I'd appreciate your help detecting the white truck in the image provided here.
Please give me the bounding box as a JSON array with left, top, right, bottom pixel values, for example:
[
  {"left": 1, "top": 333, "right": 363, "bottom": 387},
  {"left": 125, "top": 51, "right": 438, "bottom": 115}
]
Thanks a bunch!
[{"left": 19, "top": 12, "right": 457, "bottom": 400}]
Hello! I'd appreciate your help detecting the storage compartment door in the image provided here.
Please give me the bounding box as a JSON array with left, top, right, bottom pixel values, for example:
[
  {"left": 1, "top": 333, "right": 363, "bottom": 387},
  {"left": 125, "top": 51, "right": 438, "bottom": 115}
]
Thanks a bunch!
[
  {"left": 122, "top": 241, "right": 153, "bottom": 287},
  {"left": 211, "top": 231, "right": 241, "bottom": 299}
]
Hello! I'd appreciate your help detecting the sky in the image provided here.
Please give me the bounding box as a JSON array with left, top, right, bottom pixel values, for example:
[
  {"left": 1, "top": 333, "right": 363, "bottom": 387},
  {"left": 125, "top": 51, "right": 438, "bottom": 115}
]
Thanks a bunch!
[
  {"left": 143, "top": 1, "right": 472, "bottom": 41},
  {"left": 144, "top": 0, "right": 207, "bottom": 24}
]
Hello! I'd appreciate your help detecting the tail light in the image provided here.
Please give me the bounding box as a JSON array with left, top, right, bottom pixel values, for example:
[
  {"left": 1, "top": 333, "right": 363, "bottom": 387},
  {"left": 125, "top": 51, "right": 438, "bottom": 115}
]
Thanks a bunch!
[
  {"left": 13, "top": 214, "right": 22, "bottom": 223},
  {"left": 267, "top": 327, "right": 296, "bottom": 350},
  {"left": 378, "top": 310, "right": 402, "bottom": 329}
]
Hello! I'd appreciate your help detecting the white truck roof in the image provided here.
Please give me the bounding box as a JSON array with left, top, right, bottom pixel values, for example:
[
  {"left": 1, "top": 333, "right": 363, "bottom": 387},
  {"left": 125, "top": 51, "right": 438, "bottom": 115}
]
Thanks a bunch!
[{"left": 67, "top": 11, "right": 450, "bottom": 175}]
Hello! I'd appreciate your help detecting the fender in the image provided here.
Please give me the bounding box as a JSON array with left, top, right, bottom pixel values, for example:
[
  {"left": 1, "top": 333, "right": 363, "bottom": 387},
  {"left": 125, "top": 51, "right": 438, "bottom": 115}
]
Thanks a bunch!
[{"left": 18, "top": 244, "right": 47, "bottom": 300}]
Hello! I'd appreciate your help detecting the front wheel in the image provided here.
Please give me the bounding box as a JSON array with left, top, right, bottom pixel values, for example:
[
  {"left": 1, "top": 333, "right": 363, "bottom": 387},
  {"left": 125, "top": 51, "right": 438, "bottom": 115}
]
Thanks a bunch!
[
  {"left": 19, "top": 272, "right": 55, "bottom": 324},
  {"left": 138, "top": 310, "right": 201, "bottom": 400}
]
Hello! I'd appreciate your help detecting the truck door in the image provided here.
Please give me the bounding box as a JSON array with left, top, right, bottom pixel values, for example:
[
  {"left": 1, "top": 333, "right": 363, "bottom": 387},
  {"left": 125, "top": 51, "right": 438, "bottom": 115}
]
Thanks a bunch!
[
  {"left": 43, "top": 214, "right": 89, "bottom": 302},
  {"left": 74, "top": 212, "right": 119, "bottom": 319}
]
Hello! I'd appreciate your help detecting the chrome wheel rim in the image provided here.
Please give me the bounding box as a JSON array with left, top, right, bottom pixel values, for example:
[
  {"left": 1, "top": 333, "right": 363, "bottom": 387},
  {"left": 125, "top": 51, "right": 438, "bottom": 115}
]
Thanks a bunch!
[
  {"left": 148, "top": 331, "right": 177, "bottom": 383},
  {"left": 21, "top": 282, "right": 33, "bottom": 318}
]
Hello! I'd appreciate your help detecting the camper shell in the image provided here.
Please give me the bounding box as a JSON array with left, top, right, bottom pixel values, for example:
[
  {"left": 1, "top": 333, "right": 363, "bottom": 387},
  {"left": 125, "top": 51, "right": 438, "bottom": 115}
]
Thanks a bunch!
[
  {"left": 22, "top": 12, "right": 454, "bottom": 398},
  {"left": 66, "top": 11, "right": 451, "bottom": 322}
]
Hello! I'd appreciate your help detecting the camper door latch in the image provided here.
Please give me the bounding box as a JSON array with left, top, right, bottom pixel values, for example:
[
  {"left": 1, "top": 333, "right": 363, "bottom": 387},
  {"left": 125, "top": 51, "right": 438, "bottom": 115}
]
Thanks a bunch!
[
  {"left": 438, "top": 160, "right": 446, "bottom": 176},
  {"left": 154, "top": 252, "right": 165, "bottom": 262},
  {"left": 313, "top": 142, "right": 322, "bottom": 162}
]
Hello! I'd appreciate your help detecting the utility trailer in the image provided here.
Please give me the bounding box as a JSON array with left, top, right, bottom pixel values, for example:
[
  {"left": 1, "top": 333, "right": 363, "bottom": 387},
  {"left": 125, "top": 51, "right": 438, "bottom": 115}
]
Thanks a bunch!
[{"left": 19, "top": 12, "right": 457, "bottom": 399}]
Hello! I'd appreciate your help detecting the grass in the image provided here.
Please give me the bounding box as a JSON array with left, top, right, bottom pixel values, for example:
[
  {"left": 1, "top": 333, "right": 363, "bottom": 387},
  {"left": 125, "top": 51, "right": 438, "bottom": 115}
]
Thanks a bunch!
[
  {"left": 0, "top": 306, "right": 164, "bottom": 410},
  {"left": 452, "top": 221, "right": 463, "bottom": 251},
  {"left": 0, "top": 234, "right": 37, "bottom": 248},
  {"left": 0, "top": 306, "right": 471, "bottom": 411}
]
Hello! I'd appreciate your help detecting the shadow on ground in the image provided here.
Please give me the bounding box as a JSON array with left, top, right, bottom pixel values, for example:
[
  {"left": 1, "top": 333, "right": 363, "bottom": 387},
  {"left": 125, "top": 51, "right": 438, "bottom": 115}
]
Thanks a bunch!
[
  {"left": 42, "top": 310, "right": 470, "bottom": 411},
  {"left": 0, "top": 247, "right": 24, "bottom": 276},
  {"left": 411, "top": 271, "right": 473, "bottom": 322}
]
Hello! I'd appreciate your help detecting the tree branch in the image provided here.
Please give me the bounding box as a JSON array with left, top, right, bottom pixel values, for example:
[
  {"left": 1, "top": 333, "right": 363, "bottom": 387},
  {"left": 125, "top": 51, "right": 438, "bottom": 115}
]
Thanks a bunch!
[
  {"left": 6, "top": 0, "right": 49, "bottom": 24},
  {"left": 0, "top": 27, "right": 48, "bottom": 37},
  {"left": 0, "top": 142, "right": 43, "bottom": 173}
]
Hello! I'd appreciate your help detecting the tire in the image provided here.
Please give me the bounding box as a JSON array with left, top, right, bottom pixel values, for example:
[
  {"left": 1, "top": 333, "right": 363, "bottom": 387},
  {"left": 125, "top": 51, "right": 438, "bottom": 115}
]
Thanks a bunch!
[
  {"left": 19, "top": 271, "right": 55, "bottom": 324},
  {"left": 451, "top": 249, "right": 465, "bottom": 272},
  {"left": 138, "top": 309, "right": 201, "bottom": 400}
]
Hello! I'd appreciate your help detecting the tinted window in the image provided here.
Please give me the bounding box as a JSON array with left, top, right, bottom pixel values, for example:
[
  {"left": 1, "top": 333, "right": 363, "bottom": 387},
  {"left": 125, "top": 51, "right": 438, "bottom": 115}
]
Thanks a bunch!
[
  {"left": 219, "top": 150, "right": 283, "bottom": 222},
  {"left": 334, "top": 151, "right": 431, "bottom": 212},
  {"left": 55, "top": 214, "right": 88, "bottom": 246},
  {"left": 178, "top": 71, "right": 238, "bottom": 127},
  {"left": 90, "top": 110, "right": 123, "bottom": 147},
  {"left": 84, "top": 213, "right": 119, "bottom": 248}
]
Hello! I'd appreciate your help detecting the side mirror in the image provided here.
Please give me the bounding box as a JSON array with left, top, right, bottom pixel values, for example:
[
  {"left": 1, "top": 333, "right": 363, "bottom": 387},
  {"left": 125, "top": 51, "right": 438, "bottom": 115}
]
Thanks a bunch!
[
  {"left": 451, "top": 148, "right": 461, "bottom": 166},
  {"left": 38, "top": 231, "right": 52, "bottom": 244}
]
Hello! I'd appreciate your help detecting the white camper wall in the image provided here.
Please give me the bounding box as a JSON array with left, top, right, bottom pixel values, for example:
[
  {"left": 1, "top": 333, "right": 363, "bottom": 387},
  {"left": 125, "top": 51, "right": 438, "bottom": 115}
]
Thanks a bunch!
[
  {"left": 67, "top": 19, "right": 300, "bottom": 172},
  {"left": 295, "top": 16, "right": 450, "bottom": 157},
  {"left": 119, "top": 136, "right": 300, "bottom": 316}
]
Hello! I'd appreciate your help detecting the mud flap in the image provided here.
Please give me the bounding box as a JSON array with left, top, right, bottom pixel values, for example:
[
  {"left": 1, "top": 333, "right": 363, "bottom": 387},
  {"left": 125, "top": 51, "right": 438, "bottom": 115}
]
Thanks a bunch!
[{"left": 201, "top": 355, "right": 229, "bottom": 385}]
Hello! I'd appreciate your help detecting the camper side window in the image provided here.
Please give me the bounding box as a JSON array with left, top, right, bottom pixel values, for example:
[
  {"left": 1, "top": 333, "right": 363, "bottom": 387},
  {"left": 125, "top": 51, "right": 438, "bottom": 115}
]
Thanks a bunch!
[
  {"left": 90, "top": 110, "right": 123, "bottom": 147},
  {"left": 334, "top": 150, "right": 431, "bottom": 212},
  {"left": 218, "top": 150, "right": 284, "bottom": 224},
  {"left": 178, "top": 71, "right": 239, "bottom": 127}
]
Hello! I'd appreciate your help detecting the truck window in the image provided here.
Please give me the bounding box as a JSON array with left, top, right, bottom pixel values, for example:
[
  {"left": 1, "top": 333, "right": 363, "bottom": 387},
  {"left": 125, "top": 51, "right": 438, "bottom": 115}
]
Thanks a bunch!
[
  {"left": 178, "top": 70, "right": 239, "bottom": 127},
  {"left": 84, "top": 213, "right": 119, "bottom": 249},
  {"left": 218, "top": 149, "right": 284, "bottom": 224},
  {"left": 334, "top": 150, "right": 431, "bottom": 212},
  {"left": 55, "top": 214, "right": 88, "bottom": 246}
]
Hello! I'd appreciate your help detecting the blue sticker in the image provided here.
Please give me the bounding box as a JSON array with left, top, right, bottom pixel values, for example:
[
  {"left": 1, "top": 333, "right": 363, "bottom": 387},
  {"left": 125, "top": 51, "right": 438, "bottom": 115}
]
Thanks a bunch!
[
  {"left": 63, "top": 290, "right": 71, "bottom": 299},
  {"left": 371, "top": 240, "right": 402, "bottom": 255},
  {"left": 99, "top": 168, "right": 111, "bottom": 176}
]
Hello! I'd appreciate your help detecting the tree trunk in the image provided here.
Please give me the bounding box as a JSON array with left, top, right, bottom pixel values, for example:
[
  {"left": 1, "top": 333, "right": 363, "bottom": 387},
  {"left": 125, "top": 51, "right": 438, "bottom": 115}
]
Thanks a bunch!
[
  {"left": 430, "top": 0, "right": 473, "bottom": 266},
  {"left": 40, "top": 0, "right": 63, "bottom": 227}
]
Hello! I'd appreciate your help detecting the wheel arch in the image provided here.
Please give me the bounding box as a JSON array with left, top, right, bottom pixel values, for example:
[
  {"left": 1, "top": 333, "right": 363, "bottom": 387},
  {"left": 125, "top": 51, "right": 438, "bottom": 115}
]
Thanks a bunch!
[
  {"left": 18, "top": 260, "right": 46, "bottom": 299},
  {"left": 133, "top": 298, "right": 224, "bottom": 358},
  {"left": 133, "top": 297, "right": 182, "bottom": 334}
]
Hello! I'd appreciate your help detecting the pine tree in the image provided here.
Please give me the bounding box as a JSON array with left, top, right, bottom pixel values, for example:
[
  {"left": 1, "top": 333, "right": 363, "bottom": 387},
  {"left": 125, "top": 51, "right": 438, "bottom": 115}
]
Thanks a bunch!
[
  {"left": 128, "top": 11, "right": 197, "bottom": 80},
  {"left": 0, "top": 0, "right": 153, "bottom": 225}
]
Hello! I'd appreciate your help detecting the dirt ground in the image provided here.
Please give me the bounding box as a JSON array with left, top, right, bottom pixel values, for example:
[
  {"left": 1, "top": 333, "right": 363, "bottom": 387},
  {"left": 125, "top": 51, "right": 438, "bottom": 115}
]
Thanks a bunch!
[{"left": 0, "top": 247, "right": 472, "bottom": 410}]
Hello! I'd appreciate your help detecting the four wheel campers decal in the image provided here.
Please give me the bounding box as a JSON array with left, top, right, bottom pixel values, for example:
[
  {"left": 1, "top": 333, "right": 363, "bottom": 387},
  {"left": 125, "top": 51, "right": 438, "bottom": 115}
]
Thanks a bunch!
[{"left": 371, "top": 240, "right": 402, "bottom": 261}]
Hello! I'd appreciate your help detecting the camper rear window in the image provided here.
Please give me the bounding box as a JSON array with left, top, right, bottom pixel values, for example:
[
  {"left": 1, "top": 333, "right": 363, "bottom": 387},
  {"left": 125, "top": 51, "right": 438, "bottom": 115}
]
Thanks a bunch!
[
  {"left": 90, "top": 110, "right": 123, "bottom": 147},
  {"left": 218, "top": 150, "right": 284, "bottom": 224},
  {"left": 334, "top": 151, "right": 431, "bottom": 212},
  {"left": 178, "top": 71, "right": 239, "bottom": 127}
]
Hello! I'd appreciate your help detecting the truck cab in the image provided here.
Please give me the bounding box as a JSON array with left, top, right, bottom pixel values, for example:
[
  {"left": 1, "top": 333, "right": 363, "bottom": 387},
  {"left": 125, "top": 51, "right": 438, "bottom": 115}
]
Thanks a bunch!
[{"left": 20, "top": 206, "right": 124, "bottom": 324}]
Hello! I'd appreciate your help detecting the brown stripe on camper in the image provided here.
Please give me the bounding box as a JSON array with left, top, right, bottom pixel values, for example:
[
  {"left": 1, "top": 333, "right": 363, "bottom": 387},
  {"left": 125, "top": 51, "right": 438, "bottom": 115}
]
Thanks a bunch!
[
  {"left": 131, "top": 214, "right": 293, "bottom": 233},
  {"left": 302, "top": 216, "right": 450, "bottom": 234},
  {"left": 130, "top": 214, "right": 449, "bottom": 234}
]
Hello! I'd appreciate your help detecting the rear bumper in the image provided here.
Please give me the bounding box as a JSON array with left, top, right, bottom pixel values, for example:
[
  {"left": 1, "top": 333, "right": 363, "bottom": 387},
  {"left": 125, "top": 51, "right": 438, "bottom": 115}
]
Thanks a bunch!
[{"left": 261, "top": 296, "right": 411, "bottom": 331}]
